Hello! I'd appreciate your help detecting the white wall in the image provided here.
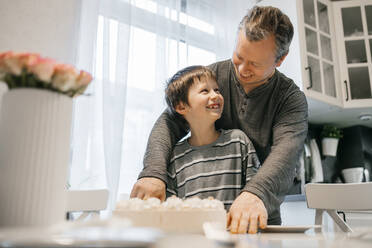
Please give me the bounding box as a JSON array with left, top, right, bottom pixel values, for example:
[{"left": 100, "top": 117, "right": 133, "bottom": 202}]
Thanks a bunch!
[{"left": 0, "top": 0, "right": 81, "bottom": 64}]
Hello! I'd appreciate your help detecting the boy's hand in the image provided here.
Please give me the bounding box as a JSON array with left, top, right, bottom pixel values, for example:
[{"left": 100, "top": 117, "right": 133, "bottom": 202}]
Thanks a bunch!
[
  {"left": 130, "top": 177, "right": 166, "bottom": 201},
  {"left": 227, "top": 192, "right": 268, "bottom": 234}
]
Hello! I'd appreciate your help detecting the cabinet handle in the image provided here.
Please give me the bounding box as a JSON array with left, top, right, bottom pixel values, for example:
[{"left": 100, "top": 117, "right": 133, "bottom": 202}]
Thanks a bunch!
[
  {"left": 305, "top": 66, "right": 312, "bottom": 90},
  {"left": 344, "top": 80, "right": 349, "bottom": 101},
  {"left": 337, "top": 211, "right": 346, "bottom": 222}
]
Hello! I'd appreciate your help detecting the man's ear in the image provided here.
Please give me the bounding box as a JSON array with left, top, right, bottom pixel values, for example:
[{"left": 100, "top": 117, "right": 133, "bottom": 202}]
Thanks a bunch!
[
  {"left": 175, "top": 102, "right": 188, "bottom": 115},
  {"left": 275, "top": 52, "right": 288, "bottom": 67}
]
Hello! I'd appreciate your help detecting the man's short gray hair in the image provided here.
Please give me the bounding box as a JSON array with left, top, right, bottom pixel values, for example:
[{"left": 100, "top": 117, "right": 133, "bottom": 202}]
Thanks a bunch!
[{"left": 238, "top": 6, "right": 294, "bottom": 62}]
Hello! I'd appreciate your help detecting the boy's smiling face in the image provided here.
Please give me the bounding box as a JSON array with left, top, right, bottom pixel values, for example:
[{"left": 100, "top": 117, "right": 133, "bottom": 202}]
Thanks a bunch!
[{"left": 176, "top": 77, "right": 224, "bottom": 126}]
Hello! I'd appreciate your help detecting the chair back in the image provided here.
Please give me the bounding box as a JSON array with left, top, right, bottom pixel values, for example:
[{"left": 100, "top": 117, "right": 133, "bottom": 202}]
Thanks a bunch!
[
  {"left": 305, "top": 183, "right": 372, "bottom": 232},
  {"left": 305, "top": 182, "right": 372, "bottom": 211}
]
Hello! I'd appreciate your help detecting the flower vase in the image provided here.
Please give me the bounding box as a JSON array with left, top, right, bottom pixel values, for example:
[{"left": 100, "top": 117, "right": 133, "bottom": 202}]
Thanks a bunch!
[{"left": 0, "top": 88, "right": 72, "bottom": 227}]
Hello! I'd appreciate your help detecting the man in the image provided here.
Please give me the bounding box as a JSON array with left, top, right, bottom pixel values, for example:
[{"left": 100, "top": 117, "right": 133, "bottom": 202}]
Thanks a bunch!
[{"left": 130, "top": 6, "right": 308, "bottom": 234}]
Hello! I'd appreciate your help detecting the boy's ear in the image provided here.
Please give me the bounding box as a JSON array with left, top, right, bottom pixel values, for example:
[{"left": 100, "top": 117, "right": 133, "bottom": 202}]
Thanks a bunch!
[{"left": 175, "top": 102, "right": 188, "bottom": 115}]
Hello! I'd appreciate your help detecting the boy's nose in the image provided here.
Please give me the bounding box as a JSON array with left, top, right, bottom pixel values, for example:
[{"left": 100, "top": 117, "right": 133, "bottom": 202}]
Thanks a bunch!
[{"left": 210, "top": 91, "right": 219, "bottom": 99}]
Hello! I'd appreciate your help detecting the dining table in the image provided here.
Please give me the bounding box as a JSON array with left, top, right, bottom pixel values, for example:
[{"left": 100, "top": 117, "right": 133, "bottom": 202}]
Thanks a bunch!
[{"left": 0, "top": 221, "right": 371, "bottom": 248}]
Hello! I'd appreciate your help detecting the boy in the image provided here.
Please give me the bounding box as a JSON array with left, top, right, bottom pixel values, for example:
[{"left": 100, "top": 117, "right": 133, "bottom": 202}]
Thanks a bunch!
[{"left": 165, "top": 65, "right": 260, "bottom": 210}]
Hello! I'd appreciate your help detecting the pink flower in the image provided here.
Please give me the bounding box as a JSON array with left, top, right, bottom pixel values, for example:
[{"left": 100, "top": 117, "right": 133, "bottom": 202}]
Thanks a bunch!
[
  {"left": 72, "top": 70, "right": 93, "bottom": 96},
  {"left": 4, "top": 52, "right": 23, "bottom": 75},
  {"left": 29, "top": 58, "right": 56, "bottom": 82},
  {"left": 0, "top": 52, "right": 9, "bottom": 73},
  {"left": 51, "top": 64, "right": 79, "bottom": 92},
  {"left": 76, "top": 70, "right": 93, "bottom": 88},
  {"left": 18, "top": 53, "right": 40, "bottom": 69},
  {"left": 1, "top": 52, "right": 39, "bottom": 75}
]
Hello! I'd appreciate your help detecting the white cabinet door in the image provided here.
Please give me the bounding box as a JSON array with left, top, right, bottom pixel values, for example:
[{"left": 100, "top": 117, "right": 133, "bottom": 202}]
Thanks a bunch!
[
  {"left": 334, "top": 0, "right": 372, "bottom": 108},
  {"left": 300, "top": 0, "right": 342, "bottom": 106}
]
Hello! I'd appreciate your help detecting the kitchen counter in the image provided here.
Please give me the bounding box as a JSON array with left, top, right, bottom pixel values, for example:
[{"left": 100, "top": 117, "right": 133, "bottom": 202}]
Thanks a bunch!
[
  {"left": 1, "top": 224, "right": 372, "bottom": 248},
  {"left": 157, "top": 231, "right": 372, "bottom": 248},
  {"left": 231, "top": 231, "right": 371, "bottom": 248}
]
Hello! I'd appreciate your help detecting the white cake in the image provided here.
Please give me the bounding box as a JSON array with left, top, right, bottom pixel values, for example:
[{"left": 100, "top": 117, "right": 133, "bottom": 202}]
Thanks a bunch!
[{"left": 113, "top": 196, "right": 227, "bottom": 234}]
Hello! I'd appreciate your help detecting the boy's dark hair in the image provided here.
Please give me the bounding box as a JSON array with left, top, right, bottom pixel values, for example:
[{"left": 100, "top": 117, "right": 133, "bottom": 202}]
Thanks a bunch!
[
  {"left": 165, "top": 65, "right": 216, "bottom": 118},
  {"left": 238, "top": 6, "right": 294, "bottom": 62}
]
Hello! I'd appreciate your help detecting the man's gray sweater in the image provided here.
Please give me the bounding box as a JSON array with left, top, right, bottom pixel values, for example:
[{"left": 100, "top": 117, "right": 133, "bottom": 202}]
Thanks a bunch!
[{"left": 139, "top": 59, "right": 308, "bottom": 224}]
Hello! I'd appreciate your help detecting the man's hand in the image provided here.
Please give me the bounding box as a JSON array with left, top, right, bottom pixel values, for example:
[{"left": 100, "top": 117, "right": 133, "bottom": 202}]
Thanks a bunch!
[
  {"left": 227, "top": 192, "right": 268, "bottom": 234},
  {"left": 130, "top": 177, "right": 166, "bottom": 201}
]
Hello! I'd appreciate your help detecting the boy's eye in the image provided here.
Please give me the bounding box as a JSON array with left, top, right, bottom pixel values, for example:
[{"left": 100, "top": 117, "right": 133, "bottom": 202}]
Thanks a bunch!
[
  {"left": 251, "top": 62, "right": 261, "bottom": 68},
  {"left": 214, "top": 88, "right": 220, "bottom": 93},
  {"left": 200, "top": 89, "right": 208, "bottom": 93}
]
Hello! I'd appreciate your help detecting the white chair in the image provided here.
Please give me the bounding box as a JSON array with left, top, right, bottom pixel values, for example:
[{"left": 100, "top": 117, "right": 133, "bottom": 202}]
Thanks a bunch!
[
  {"left": 305, "top": 182, "right": 372, "bottom": 232},
  {"left": 66, "top": 189, "right": 109, "bottom": 221}
]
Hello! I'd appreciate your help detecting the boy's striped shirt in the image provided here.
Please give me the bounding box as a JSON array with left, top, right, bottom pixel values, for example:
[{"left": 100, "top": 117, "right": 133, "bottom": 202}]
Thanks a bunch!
[{"left": 166, "top": 129, "right": 260, "bottom": 210}]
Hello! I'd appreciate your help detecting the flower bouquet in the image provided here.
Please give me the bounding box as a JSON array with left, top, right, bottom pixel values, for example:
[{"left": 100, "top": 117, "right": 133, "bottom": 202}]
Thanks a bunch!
[{"left": 0, "top": 51, "right": 92, "bottom": 97}]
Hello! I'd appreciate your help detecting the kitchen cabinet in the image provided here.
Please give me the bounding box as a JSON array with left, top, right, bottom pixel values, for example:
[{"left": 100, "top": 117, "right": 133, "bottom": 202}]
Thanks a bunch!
[
  {"left": 255, "top": 1, "right": 372, "bottom": 127},
  {"left": 259, "top": 0, "right": 343, "bottom": 107},
  {"left": 299, "top": 0, "right": 342, "bottom": 107},
  {"left": 333, "top": 0, "right": 372, "bottom": 108}
]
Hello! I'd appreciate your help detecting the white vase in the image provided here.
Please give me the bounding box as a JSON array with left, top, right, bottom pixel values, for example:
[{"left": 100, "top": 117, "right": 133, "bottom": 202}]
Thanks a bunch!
[
  {"left": 321, "top": 138, "right": 339, "bottom": 157},
  {"left": 0, "top": 88, "right": 72, "bottom": 227},
  {"left": 0, "top": 82, "right": 8, "bottom": 117}
]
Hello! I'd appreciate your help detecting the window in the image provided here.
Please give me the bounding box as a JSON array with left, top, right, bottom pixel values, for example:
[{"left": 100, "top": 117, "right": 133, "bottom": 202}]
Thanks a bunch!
[{"left": 71, "top": 0, "right": 252, "bottom": 203}]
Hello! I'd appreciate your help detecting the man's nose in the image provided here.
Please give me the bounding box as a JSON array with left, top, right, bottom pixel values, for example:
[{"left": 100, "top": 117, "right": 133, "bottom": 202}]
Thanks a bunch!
[{"left": 239, "top": 63, "right": 250, "bottom": 75}]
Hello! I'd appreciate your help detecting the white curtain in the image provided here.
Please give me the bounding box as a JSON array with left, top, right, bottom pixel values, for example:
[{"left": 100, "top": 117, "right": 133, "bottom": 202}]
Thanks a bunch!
[{"left": 69, "top": 0, "right": 256, "bottom": 212}]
